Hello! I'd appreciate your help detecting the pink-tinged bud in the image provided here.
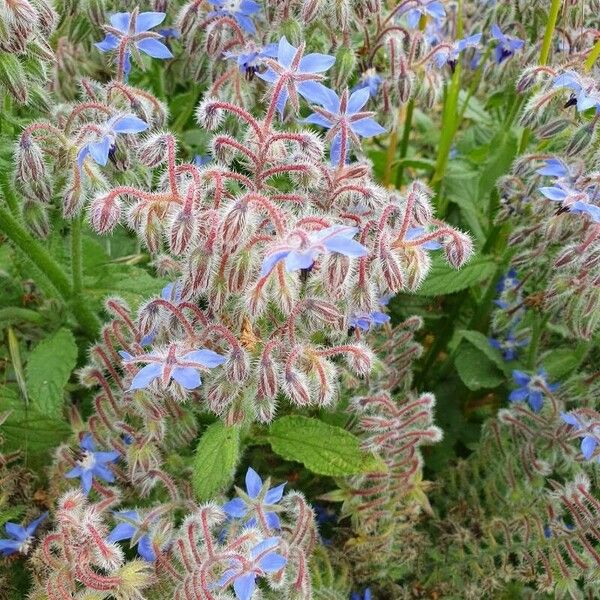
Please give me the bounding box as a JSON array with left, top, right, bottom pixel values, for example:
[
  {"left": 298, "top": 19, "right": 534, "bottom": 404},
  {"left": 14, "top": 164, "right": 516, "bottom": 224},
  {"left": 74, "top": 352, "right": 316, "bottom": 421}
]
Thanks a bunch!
[
  {"left": 258, "top": 349, "right": 279, "bottom": 400},
  {"left": 536, "top": 118, "right": 572, "bottom": 139},
  {"left": 380, "top": 243, "right": 405, "bottom": 292},
  {"left": 221, "top": 200, "right": 249, "bottom": 251},
  {"left": 255, "top": 393, "right": 276, "bottom": 423},
  {"left": 408, "top": 189, "right": 433, "bottom": 226},
  {"left": 306, "top": 298, "right": 342, "bottom": 325},
  {"left": 226, "top": 347, "right": 249, "bottom": 383},
  {"left": 444, "top": 231, "right": 473, "bottom": 268},
  {"left": 516, "top": 67, "right": 539, "bottom": 93},
  {"left": 325, "top": 253, "right": 350, "bottom": 296},
  {"left": 63, "top": 184, "right": 83, "bottom": 218},
  {"left": 205, "top": 21, "right": 226, "bottom": 57},
  {"left": 177, "top": 1, "right": 201, "bottom": 38},
  {"left": 4, "top": 0, "right": 37, "bottom": 47},
  {"left": 283, "top": 367, "right": 311, "bottom": 406},
  {"left": 0, "top": 53, "right": 29, "bottom": 103},
  {"left": 182, "top": 250, "right": 213, "bottom": 298},
  {"left": 209, "top": 276, "right": 228, "bottom": 312},
  {"left": 15, "top": 136, "right": 46, "bottom": 182},
  {"left": 152, "top": 0, "right": 168, "bottom": 12},
  {"left": 168, "top": 207, "right": 196, "bottom": 255},
  {"left": 23, "top": 198, "right": 50, "bottom": 238},
  {"left": 138, "top": 133, "right": 169, "bottom": 167},
  {"left": 86, "top": 0, "right": 106, "bottom": 26},
  {"left": 195, "top": 98, "right": 223, "bottom": 130},
  {"left": 566, "top": 123, "right": 594, "bottom": 157},
  {"left": 554, "top": 247, "right": 577, "bottom": 267},
  {"left": 90, "top": 194, "right": 122, "bottom": 235},
  {"left": 206, "top": 381, "right": 234, "bottom": 414},
  {"left": 404, "top": 247, "right": 431, "bottom": 291},
  {"left": 137, "top": 300, "right": 162, "bottom": 338},
  {"left": 301, "top": 0, "right": 321, "bottom": 22},
  {"left": 227, "top": 250, "right": 254, "bottom": 293},
  {"left": 345, "top": 344, "right": 373, "bottom": 376},
  {"left": 289, "top": 163, "right": 322, "bottom": 190}
]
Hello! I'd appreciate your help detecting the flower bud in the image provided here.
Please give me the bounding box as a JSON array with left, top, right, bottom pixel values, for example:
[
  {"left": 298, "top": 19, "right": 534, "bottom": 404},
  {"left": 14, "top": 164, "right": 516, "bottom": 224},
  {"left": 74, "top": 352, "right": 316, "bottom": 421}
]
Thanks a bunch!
[
  {"left": 536, "top": 118, "right": 572, "bottom": 139},
  {"left": 345, "top": 344, "right": 373, "bottom": 376},
  {"left": 0, "top": 53, "right": 29, "bottom": 103},
  {"left": 444, "top": 231, "right": 473, "bottom": 268},
  {"left": 332, "top": 46, "right": 356, "bottom": 89},
  {"left": 168, "top": 206, "right": 196, "bottom": 255},
  {"left": 63, "top": 184, "right": 84, "bottom": 217},
  {"left": 22, "top": 198, "right": 50, "bottom": 238},
  {"left": 227, "top": 347, "right": 250, "bottom": 383},
  {"left": 15, "top": 136, "right": 46, "bottom": 183},
  {"left": 258, "top": 348, "right": 279, "bottom": 400},
  {"left": 566, "top": 123, "right": 594, "bottom": 157},
  {"left": 90, "top": 194, "right": 122, "bottom": 234},
  {"left": 138, "top": 133, "right": 170, "bottom": 167},
  {"left": 196, "top": 98, "right": 224, "bottom": 130},
  {"left": 301, "top": 0, "right": 322, "bottom": 23},
  {"left": 280, "top": 18, "right": 302, "bottom": 45},
  {"left": 283, "top": 367, "right": 311, "bottom": 406}
]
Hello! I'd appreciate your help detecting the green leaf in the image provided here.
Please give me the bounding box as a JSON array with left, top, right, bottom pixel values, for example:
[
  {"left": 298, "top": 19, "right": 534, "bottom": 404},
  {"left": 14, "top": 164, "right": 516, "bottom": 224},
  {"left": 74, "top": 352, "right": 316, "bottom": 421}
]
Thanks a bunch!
[
  {"left": 458, "top": 329, "right": 511, "bottom": 375},
  {"left": 477, "top": 130, "right": 518, "bottom": 201},
  {"left": 454, "top": 344, "right": 505, "bottom": 391},
  {"left": 542, "top": 345, "right": 589, "bottom": 380},
  {"left": 0, "top": 386, "right": 71, "bottom": 455},
  {"left": 416, "top": 255, "right": 497, "bottom": 296},
  {"left": 192, "top": 422, "right": 241, "bottom": 501},
  {"left": 25, "top": 328, "right": 77, "bottom": 416},
  {"left": 268, "top": 416, "right": 386, "bottom": 476}
]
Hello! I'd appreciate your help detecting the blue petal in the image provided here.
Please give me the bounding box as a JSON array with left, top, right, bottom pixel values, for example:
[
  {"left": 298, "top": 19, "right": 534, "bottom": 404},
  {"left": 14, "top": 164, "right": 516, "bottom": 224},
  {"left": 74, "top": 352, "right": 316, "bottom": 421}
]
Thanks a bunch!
[
  {"left": 553, "top": 71, "right": 581, "bottom": 91},
  {"left": 81, "top": 470, "right": 94, "bottom": 494},
  {"left": 94, "top": 450, "right": 120, "bottom": 463},
  {"left": 284, "top": 249, "right": 317, "bottom": 271},
  {"left": 299, "top": 53, "right": 336, "bottom": 73},
  {"left": 350, "top": 117, "right": 386, "bottom": 137},
  {"left": 136, "top": 38, "right": 173, "bottom": 59},
  {"left": 571, "top": 201, "right": 600, "bottom": 223},
  {"left": 245, "top": 467, "right": 263, "bottom": 498},
  {"left": 265, "top": 483, "right": 286, "bottom": 504},
  {"left": 80, "top": 433, "right": 96, "bottom": 452},
  {"left": 233, "top": 573, "right": 256, "bottom": 600},
  {"left": 135, "top": 12, "right": 166, "bottom": 32},
  {"left": 111, "top": 115, "right": 148, "bottom": 134},
  {"left": 581, "top": 436, "right": 597, "bottom": 460},
  {"left": 234, "top": 14, "right": 256, "bottom": 34},
  {"left": 540, "top": 185, "right": 568, "bottom": 201},
  {"left": 250, "top": 536, "right": 279, "bottom": 557},
  {"left": 512, "top": 370, "right": 530, "bottom": 386},
  {"left": 491, "top": 23, "right": 505, "bottom": 42},
  {"left": 95, "top": 34, "right": 120, "bottom": 52},
  {"left": 323, "top": 236, "right": 368, "bottom": 258},
  {"left": 240, "top": 0, "right": 261, "bottom": 14},
  {"left": 536, "top": 158, "right": 568, "bottom": 178},
  {"left": 222, "top": 498, "right": 248, "bottom": 518},
  {"left": 277, "top": 36, "right": 297, "bottom": 68},
  {"left": 528, "top": 391, "right": 543, "bottom": 412},
  {"left": 65, "top": 466, "right": 83, "bottom": 479},
  {"left": 137, "top": 535, "right": 157, "bottom": 561},
  {"left": 259, "top": 551, "right": 287, "bottom": 572},
  {"left": 107, "top": 522, "right": 137, "bottom": 542},
  {"left": 261, "top": 249, "right": 290, "bottom": 276},
  {"left": 508, "top": 388, "right": 529, "bottom": 402},
  {"left": 4, "top": 523, "right": 27, "bottom": 541},
  {"left": 92, "top": 464, "right": 116, "bottom": 483},
  {"left": 0, "top": 539, "right": 22, "bottom": 555},
  {"left": 298, "top": 82, "right": 338, "bottom": 109},
  {"left": 171, "top": 366, "right": 201, "bottom": 389},
  {"left": 25, "top": 512, "right": 48, "bottom": 536},
  {"left": 182, "top": 349, "right": 227, "bottom": 368},
  {"left": 301, "top": 113, "right": 333, "bottom": 128},
  {"left": 265, "top": 512, "right": 281, "bottom": 529},
  {"left": 88, "top": 137, "right": 111, "bottom": 166},
  {"left": 129, "top": 363, "right": 162, "bottom": 390},
  {"left": 347, "top": 87, "right": 370, "bottom": 113},
  {"left": 110, "top": 12, "right": 131, "bottom": 31}
]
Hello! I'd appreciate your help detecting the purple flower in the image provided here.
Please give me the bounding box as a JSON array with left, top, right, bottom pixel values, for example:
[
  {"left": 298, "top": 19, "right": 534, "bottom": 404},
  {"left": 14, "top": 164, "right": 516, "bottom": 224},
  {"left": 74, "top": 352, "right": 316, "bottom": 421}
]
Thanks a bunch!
[
  {"left": 491, "top": 24, "right": 524, "bottom": 64},
  {"left": 509, "top": 369, "right": 558, "bottom": 413},
  {"left": 224, "top": 43, "right": 278, "bottom": 79},
  {"left": 352, "top": 69, "right": 382, "bottom": 98},
  {"left": 65, "top": 434, "right": 119, "bottom": 495},
  {"left": 570, "top": 200, "right": 600, "bottom": 223},
  {"left": 218, "top": 537, "right": 287, "bottom": 600},
  {"left": 95, "top": 12, "right": 173, "bottom": 78},
  {"left": 406, "top": 1, "right": 445, "bottom": 29},
  {"left": 222, "top": 468, "right": 285, "bottom": 530},
  {"left": 434, "top": 33, "right": 482, "bottom": 68},
  {"left": 489, "top": 331, "right": 528, "bottom": 361},
  {"left": 536, "top": 158, "right": 569, "bottom": 179},
  {"left": 0, "top": 512, "right": 47, "bottom": 556},
  {"left": 261, "top": 225, "right": 368, "bottom": 276},
  {"left": 119, "top": 344, "right": 226, "bottom": 391},
  {"left": 77, "top": 115, "right": 148, "bottom": 169},
  {"left": 538, "top": 184, "right": 600, "bottom": 222},
  {"left": 207, "top": 0, "right": 261, "bottom": 35},
  {"left": 496, "top": 268, "right": 519, "bottom": 293},
  {"left": 302, "top": 87, "right": 386, "bottom": 164},
  {"left": 561, "top": 412, "right": 600, "bottom": 462},
  {"left": 258, "top": 36, "right": 336, "bottom": 115},
  {"left": 349, "top": 310, "right": 390, "bottom": 331},
  {"left": 351, "top": 590, "right": 372, "bottom": 600},
  {"left": 553, "top": 71, "right": 600, "bottom": 112},
  {"left": 107, "top": 510, "right": 157, "bottom": 561}
]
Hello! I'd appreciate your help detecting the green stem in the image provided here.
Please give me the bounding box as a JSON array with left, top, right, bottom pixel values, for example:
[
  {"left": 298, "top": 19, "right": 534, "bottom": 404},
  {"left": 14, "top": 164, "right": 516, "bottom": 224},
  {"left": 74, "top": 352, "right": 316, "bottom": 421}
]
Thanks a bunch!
[
  {"left": 526, "top": 314, "right": 549, "bottom": 369},
  {"left": 0, "top": 307, "right": 47, "bottom": 326},
  {"left": 0, "top": 206, "right": 100, "bottom": 339},
  {"left": 584, "top": 38, "right": 600, "bottom": 72},
  {"left": 539, "top": 0, "right": 561, "bottom": 67},
  {"left": 394, "top": 99, "right": 415, "bottom": 188},
  {"left": 71, "top": 216, "right": 83, "bottom": 294}
]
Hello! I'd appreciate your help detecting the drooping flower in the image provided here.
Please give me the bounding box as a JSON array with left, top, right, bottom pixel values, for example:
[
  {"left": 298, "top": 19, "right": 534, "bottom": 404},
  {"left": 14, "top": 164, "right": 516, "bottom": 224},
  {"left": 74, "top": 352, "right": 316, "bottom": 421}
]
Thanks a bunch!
[
  {"left": 489, "top": 330, "right": 529, "bottom": 360},
  {"left": 434, "top": 34, "right": 482, "bottom": 69},
  {"left": 261, "top": 225, "right": 368, "bottom": 276},
  {"left": 404, "top": 227, "right": 443, "bottom": 250},
  {"left": 561, "top": 412, "right": 600, "bottom": 462},
  {"left": 107, "top": 510, "right": 158, "bottom": 561},
  {"left": 65, "top": 434, "right": 119, "bottom": 494},
  {"left": 95, "top": 12, "right": 173, "bottom": 78},
  {"left": 553, "top": 71, "right": 600, "bottom": 112},
  {"left": 224, "top": 43, "right": 277, "bottom": 79},
  {"left": 78, "top": 115, "right": 148, "bottom": 169},
  {"left": 538, "top": 184, "right": 600, "bottom": 222},
  {"left": 349, "top": 310, "right": 390, "bottom": 331},
  {"left": 218, "top": 536, "right": 287, "bottom": 600},
  {"left": 258, "top": 36, "right": 336, "bottom": 115},
  {"left": 351, "top": 589, "right": 373, "bottom": 600},
  {"left": 536, "top": 158, "right": 570, "bottom": 179},
  {"left": 207, "top": 0, "right": 261, "bottom": 35},
  {"left": 405, "top": 1, "right": 445, "bottom": 29},
  {"left": 0, "top": 513, "right": 47, "bottom": 556},
  {"left": 352, "top": 69, "right": 382, "bottom": 98},
  {"left": 509, "top": 369, "right": 558, "bottom": 412},
  {"left": 302, "top": 87, "right": 386, "bottom": 164},
  {"left": 119, "top": 344, "right": 226, "bottom": 390},
  {"left": 222, "top": 467, "right": 285, "bottom": 530},
  {"left": 491, "top": 24, "right": 524, "bottom": 64}
]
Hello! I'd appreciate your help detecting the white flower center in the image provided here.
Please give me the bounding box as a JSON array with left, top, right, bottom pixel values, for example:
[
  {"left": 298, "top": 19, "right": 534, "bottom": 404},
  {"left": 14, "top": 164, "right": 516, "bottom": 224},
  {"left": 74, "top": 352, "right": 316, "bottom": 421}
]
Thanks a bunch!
[
  {"left": 223, "top": 0, "right": 242, "bottom": 11},
  {"left": 79, "top": 450, "right": 97, "bottom": 470}
]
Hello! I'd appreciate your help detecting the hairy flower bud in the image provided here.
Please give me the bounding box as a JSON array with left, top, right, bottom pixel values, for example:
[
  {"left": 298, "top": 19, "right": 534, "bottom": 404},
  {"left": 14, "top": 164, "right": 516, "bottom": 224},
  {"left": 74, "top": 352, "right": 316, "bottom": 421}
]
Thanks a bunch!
[
  {"left": 444, "top": 231, "right": 473, "bottom": 268},
  {"left": 90, "top": 194, "right": 122, "bottom": 234},
  {"left": 22, "top": 198, "right": 50, "bottom": 238}
]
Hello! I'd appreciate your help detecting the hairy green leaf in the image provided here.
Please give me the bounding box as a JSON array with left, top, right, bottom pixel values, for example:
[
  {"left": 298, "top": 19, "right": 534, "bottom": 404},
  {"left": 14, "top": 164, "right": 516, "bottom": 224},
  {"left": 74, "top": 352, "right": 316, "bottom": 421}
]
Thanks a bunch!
[
  {"left": 268, "top": 416, "right": 386, "bottom": 476},
  {"left": 454, "top": 343, "right": 505, "bottom": 391},
  {"left": 416, "top": 256, "right": 497, "bottom": 296},
  {"left": 458, "top": 329, "right": 511, "bottom": 375}
]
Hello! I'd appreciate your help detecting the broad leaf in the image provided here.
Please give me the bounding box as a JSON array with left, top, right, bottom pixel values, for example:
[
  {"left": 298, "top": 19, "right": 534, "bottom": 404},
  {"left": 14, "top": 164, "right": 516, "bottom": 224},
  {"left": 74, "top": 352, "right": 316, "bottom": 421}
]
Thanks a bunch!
[
  {"left": 454, "top": 343, "right": 505, "bottom": 391},
  {"left": 192, "top": 422, "right": 241, "bottom": 501},
  {"left": 458, "top": 329, "right": 511, "bottom": 375},
  {"left": 269, "top": 416, "right": 386, "bottom": 476}
]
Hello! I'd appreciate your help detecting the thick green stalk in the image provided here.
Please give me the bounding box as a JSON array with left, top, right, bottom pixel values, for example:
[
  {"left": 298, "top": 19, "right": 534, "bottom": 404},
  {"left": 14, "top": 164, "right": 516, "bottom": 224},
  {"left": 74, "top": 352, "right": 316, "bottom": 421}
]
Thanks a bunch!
[
  {"left": 71, "top": 216, "right": 83, "bottom": 294},
  {"left": 539, "top": 0, "right": 562, "bottom": 67},
  {"left": 394, "top": 99, "right": 415, "bottom": 188},
  {"left": 0, "top": 206, "right": 100, "bottom": 339},
  {"left": 584, "top": 38, "right": 600, "bottom": 72}
]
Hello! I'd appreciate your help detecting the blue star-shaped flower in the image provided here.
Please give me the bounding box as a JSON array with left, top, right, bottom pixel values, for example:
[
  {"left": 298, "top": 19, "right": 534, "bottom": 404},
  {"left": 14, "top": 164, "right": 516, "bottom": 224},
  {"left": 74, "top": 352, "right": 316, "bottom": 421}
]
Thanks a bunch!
[
  {"left": 107, "top": 510, "right": 158, "bottom": 561},
  {"left": 553, "top": 71, "right": 600, "bottom": 113},
  {"left": 491, "top": 24, "right": 524, "bottom": 64},
  {"left": 222, "top": 468, "right": 286, "bottom": 530},
  {"left": 207, "top": 0, "right": 261, "bottom": 34},
  {"left": 405, "top": 1, "right": 445, "bottom": 29},
  {"left": 65, "top": 434, "right": 119, "bottom": 494},
  {"left": 352, "top": 69, "right": 382, "bottom": 98},
  {"left": 434, "top": 33, "right": 482, "bottom": 68},
  {"left": 261, "top": 225, "right": 368, "bottom": 276},
  {"left": 302, "top": 87, "right": 386, "bottom": 164},
  {"left": 349, "top": 310, "right": 390, "bottom": 331},
  {"left": 0, "top": 512, "right": 47, "bottom": 556},
  {"left": 509, "top": 369, "right": 558, "bottom": 413},
  {"left": 351, "top": 589, "right": 372, "bottom": 600},
  {"left": 561, "top": 412, "right": 600, "bottom": 462},
  {"left": 95, "top": 11, "right": 173, "bottom": 79},
  {"left": 77, "top": 114, "right": 148, "bottom": 169},
  {"left": 536, "top": 158, "right": 570, "bottom": 179},
  {"left": 489, "top": 330, "right": 529, "bottom": 361},
  {"left": 258, "top": 36, "right": 336, "bottom": 115}
]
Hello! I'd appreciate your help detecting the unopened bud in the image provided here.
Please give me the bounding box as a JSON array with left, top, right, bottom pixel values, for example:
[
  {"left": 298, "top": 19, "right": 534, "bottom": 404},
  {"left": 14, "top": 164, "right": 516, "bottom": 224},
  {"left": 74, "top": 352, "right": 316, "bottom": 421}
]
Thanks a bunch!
[
  {"left": 90, "top": 194, "right": 122, "bottom": 234},
  {"left": 332, "top": 46, "right": 356, "bottom": 89}
]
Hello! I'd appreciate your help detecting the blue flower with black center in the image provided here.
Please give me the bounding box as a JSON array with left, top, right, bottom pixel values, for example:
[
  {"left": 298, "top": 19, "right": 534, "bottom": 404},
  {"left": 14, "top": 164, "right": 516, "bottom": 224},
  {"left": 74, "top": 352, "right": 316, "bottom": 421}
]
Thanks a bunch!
[
  {"left": 65, "top": 434, "right": 119, "bottom": 494},
  {"left": 405, "top": 1, "right": 445, "bottom": 29},
  {"left": 207, "top": 0, "right": 261, "bottom": 35},
  {"left": 509, "top": 369, "right": 558, "bottom": 413},
  {"left": 553, "top": 71, "right": 600, "bottom": 113},
  {"left": 491, "top": 24, "right": 524, "bottom": 64},
  {"left": 222, "top": 467, "right": 286, "bottom": 530},
  {"left": 107, "top": 510, "right": 158, "bottom": 561},
  {"left": 0, "top": 512, "right": 47, "bottom": 556}
]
